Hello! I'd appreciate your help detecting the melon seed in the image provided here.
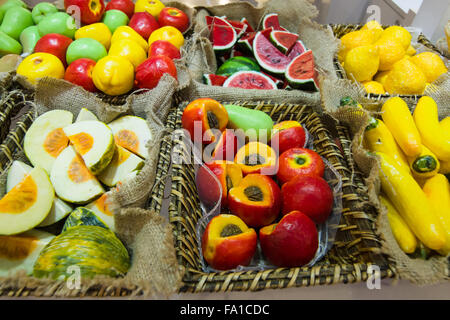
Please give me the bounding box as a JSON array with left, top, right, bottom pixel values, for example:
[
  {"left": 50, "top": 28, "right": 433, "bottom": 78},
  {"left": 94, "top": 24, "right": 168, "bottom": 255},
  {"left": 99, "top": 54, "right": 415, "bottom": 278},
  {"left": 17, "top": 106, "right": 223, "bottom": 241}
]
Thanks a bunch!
[
  {"left": 244, "top": 186, "right": 264, "bottom": 202},
  {"left": 244, "top": 153, "right": 266, "bottom": 166},
  {"left": 207, "top": 111, "right": 219, "bottom": 129},
  {"left": 220, "top": 224, "right": 243, "bottom": 237}
]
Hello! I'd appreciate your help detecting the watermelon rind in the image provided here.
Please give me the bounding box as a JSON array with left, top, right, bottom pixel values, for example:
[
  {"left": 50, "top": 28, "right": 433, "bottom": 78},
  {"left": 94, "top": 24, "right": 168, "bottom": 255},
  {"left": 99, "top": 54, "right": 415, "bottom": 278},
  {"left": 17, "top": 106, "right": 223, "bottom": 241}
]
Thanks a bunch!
[
  {"left": 206, "top": 16, "right": 237, "bottom": 53},
  {"left": 287, "top": 40, "right": 307, "bottom": 60},
  {"left": 203, "top": 74, "right": 228, "bottom": 86},
  {"left": 252, "top": 31, "right": 291, "bottom": 74},
  {"left": 285, "top": 50, "right": 319, "bottom": 92},
  {"left": 226, "top": 19, "right": 248, "bottom": 39},
  {"left": 270, "top": 30, "right": 299, "bottom": 54},
  {"left": 216, "top": 56, "right": 260, "bottom": 76},
  {"left": 223, "top": 71, "right": 278, "bottom": 90},
  {"left": 237, "top": 31, "right": 256, "bottom": 54},
  {"left": 240, "top": 17, "right": 255, "bottom": 33},
  {"left": 262, "top": 13, "right": 280, "bottom": 30}
]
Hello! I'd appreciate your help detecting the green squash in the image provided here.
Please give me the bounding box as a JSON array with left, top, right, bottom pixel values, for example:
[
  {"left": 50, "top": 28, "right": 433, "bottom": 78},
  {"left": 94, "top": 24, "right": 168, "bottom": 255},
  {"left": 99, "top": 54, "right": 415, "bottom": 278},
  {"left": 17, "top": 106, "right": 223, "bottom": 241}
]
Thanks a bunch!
[
  {"left": 33, "top": 225, "right": 130, "bottom": 279},
  {"left": 62, "top": 207, "right": 109, "bottom": 232}
]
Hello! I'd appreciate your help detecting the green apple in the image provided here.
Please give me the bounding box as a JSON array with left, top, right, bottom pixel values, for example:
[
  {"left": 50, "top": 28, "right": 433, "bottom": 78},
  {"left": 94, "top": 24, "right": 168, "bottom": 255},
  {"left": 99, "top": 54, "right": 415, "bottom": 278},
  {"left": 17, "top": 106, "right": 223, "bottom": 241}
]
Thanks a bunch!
[
  {"left": 102, "top": 9, "right": 129, "bottom": 33},
  {"left": 20, "top": 26, "right": 41, "bottom": 54},
  {"left": 0, "top": 30, "right": 22, "bottom": 57},
  {"left": 66, "top": 38, "right": 107, "bottom": 65},
  {"left": 0, "top": 0, "right": 27, "bottom": 24},
  {"left": 38, "top": 12, "right": 77, "bottom": 39},
  {"left": 31, "top": 2, "right": 58, "bottom": 24},
  {"left": 0, "top": 6, "right": 33, "bottom": 40}
]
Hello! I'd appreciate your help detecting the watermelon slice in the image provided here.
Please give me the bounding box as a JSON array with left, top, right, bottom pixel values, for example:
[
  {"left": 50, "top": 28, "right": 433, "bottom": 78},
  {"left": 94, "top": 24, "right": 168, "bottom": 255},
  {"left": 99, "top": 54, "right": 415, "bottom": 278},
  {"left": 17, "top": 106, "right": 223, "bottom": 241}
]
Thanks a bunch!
[
  {"left": 203, "top": 74, "right": 229, "bottom": 86},
  {"left": 270, "top": 30, "right": 299, "bottom": 54},
  {"left": 237, "top": 31, "right": 256, "bottom": 53},
  {"left": 262, "top": 13, "right": 287, "bottom": 31},
  {"left": 223, "top": 71, "right": 278, "bottom": 90},
  {"left": 253, "top": 31, "right": 291, "bottom": 74},
  {"left": 261, "top": 71, "right": 284, "bottom": 88},
  {"left": 216, "top": 56, "right": 260, "bottom": 77},
  {"left": 287, "top": 40, "right": 307, "bottom": 60},
  {"left": 240, "top": 18, "right": 255, "bottom": 33},
  {"left": 226, "top": 19, "right": 248, "bottom": 38},
  {"left": 285, "top": 50, "right": 319, "bottom": 92},
  {"left": 206, "top": 16, "right": 237, "bottom": 53}
]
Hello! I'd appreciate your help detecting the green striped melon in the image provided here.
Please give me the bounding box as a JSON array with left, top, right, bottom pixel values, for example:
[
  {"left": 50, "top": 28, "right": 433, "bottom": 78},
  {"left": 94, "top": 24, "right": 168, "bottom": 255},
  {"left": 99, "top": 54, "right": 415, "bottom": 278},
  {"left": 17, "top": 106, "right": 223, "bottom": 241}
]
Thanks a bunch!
[
  {"left": 33, "top": 225, "right": 130, "bottom": 279},
  {"left": 216, "top": 56, "right": 260, "bottom": 77},
  {"left": 62, "top": 207, "right": 109, "bottom": 232}
]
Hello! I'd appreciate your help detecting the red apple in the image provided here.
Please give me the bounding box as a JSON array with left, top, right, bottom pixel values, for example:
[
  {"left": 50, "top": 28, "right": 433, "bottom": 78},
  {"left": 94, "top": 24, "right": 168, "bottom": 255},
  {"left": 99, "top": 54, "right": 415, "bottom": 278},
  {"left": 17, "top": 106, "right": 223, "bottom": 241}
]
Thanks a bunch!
[
  {"left": 260, "top": 211, "right": 318, "bottom": 267},
  {"left": 281, "top": 175, "right": 334, "bottom": 224},
  {"left": 148, "top": 40, "right": 181, "bottom": 60},
  {"left": 135, "top": 55, "right": 177, "bottom": 90},
  {"left": 105, "top": 0, "right": 134, "bottom": 19},
  {"left": 128, "top": 11, "right": 159, "bottom": 40},
  {"left": 158, "top": 7, "right": 189, "bottom": 33},
  {"left": 64, "top": 58, "right": 97, "bottom": 92},
  {"left": 64, "top": 0, "right": 105, "bottom": 25},
  {"left": 277, "top": 148, "right": 325, "bottom": 184},
  {"left": 34, "top": 33, "right": 73, "bottom": 67}
]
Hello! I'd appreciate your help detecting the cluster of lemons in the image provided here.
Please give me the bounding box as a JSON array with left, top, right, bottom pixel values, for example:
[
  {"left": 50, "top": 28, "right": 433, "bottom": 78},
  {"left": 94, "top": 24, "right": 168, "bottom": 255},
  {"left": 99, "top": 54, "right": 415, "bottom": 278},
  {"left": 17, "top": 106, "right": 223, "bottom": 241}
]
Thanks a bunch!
[{"left": 339, "top": 21, "right": 448, "bottom": 95}]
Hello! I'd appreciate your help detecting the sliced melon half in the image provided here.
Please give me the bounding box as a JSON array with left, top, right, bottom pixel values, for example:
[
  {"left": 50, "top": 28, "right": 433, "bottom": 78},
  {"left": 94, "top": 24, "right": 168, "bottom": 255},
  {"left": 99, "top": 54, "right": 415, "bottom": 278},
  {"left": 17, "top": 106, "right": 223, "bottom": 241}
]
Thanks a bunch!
[
  {"left": 50, "top": 146, "right": 105, "bottom": 204},
  {"left": 76, "top": 108, "right": 99, "bottom": 122},
  {"left": 85, "top": 192, "right": 115, "bottom": 231},
  {"left": 98, "top": 145, "right": 144, "bottom": 187},
  {"left": 0, "top": 229, "right": 55, "bottom": 277},
  {"left": 63, "top": 120, "right": 115, "bottom": 175},
  {"left": 0, "top": 167, "right": 55, "bottom": 235},
  {"left": 108, "top": 116, "right": 152, "bottom": 159},
  {"left": 6, "top": 161, "right": 73, "bottom": 227},
  {"left": 23, "top": 110, "right": 73, "bottom": 174}
]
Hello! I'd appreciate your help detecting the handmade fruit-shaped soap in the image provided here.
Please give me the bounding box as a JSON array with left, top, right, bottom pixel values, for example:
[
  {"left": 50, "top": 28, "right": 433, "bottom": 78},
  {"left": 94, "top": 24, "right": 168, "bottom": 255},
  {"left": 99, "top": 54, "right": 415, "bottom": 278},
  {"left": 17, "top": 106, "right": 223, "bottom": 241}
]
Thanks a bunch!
[
  {"left": 23, "top": 110, "right": 73, "bottom": 174},
  {"left": 66, "top": 38, "right": 108, "bottom": 65},
  {"left": 134, "top": 0, "right": 165, "bottom": 19},
  {"left": 37, "top": 12, "right": 77, "bottom": 39},
  {"left": 0, "top": 30, "right": 22, "bottom": 56},
  {"left": 34, "top": 33, "right": 73, "bottom": 66},
  {"left": 111, "top": 25, "right": 148, "bottom": 51},
  {"left": 128, "top": 11, "right": 159, "bottom": 40},
  {"left": 31, "top": 2, "right": 58, "bottom": 24},
  {"left": 0, "top": 6, "right": 33, "bottom": 40},
  {"left": 0, "top": 167, "right": 55, "bottom": 235},
  {"left": 0, "top": 0, "right": 27, "bottom": 24},
  {"left": 196, "top": 160, "right": 243, "bottom": 209},
  {"left": 76, "top": 108, "right": 98, "bottom": 122},
  {"left": 135, "top": 54, "right": 177, "bottom": 89},
  {"left": 277, "top": 148, "right": 325, "bottom": 184},
  {"left": 228, "top": 173, "right": 281, "bottom": 228},
  {"left": 107, "top": 115, "right": 152, "bottom": 159},
  {"left": 102, "top": 9, "right": 129, "bottom": 33},
  {"left": 109, "top": 38, "right": 147, "bottom": 69},
  {"left": 16, "top": 52, "right": 65, "bottom": 84},
  {"left": 92, "top": 55, "right": 135, "bottom": 96},
  {"left": 158, "top": 7, "right": 190, "bottom": 33},
  {"left": 210, "top": 129, "right": 242, "bottom": 162},
  {"left": 62, "top": 207, "right": 109, "bottom": 232},
  {"left": 148, "top": 26, "right": 184, "bottom": 49},
  {"left": 50, "top": 146, "right": 105, "bottom": 204},
  {"left": 63, "top": 120, "right": 115, "bottom": 175},
  {"left": 106, "top": 0, "right": 134, "bottom": 19},
  {"left": 260, "top": 210, "right": 318, "bottom": 267},
  {"left": 64, "top": 0, "right": 105, "bottom": 25},
  {"left": 270, "top": 120, "right": 306, "bottom": 155},
  {"left": 64, "top": 58, "right": 97, "bottom": 92},
  {"left": 75, "top": 23, "right": 112, "bottom": 50},
  {"left": 19, "top": 26, "right": 41, "bottom": 54},
  {"left": 85, "top": 192, "right": 115, "bottom": 230},
  {"left": 234, "top": 141, "right": 277, "bottom": 176},
  {"left": 148, "top": 40, "right": 180, "bottom": 59},
  {"left": 201, "top": 214, "right": 257, "bottom": 270},
  {"left": 182, "top": 98, "right": 228, "bottom": 145},
  {"left": 281, "top": 175, "right": 333, "bottom": 224},
  {"left": 224, "top": 104, "right": 273, "bottom": 142}
]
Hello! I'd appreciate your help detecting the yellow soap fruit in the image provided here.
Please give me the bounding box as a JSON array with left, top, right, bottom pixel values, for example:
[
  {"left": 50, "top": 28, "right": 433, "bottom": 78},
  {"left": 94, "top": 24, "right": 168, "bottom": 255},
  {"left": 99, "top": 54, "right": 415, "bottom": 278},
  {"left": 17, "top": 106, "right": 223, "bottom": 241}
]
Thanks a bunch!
[
  {"left": 361, "top": 20, "right": 383, "bottom": 32},
  {"left": 134, "top": 0, "right": 165, "bottom": 18},
  {"left": 410, "top": 52, "right": 448, "bottom": 83},
  {"left": 375, "top": 36, "right": 406, "bottom": 71},
  {"left": 384, "top": 57, "right": 427, "bottom": 95},
  {"left": 16, "top": 52, "right": 65, "bottom": 85},
  {"left": 75, "top": 23, "right": 112, "bottom": 50},
  {"left": 362, "top": 80, "right": 385, "bottom": 94},
  {"left": 111, "top": 26, "right": 148, "bottom": 52},
  {"left": 343, "top": 45, "right": 379, "bottom": 82},
  {"left": 108, "top": 39, "right": 147, "bottom": 69},
  {"left": 148, "top": 26, "right": 184, "bottom": 50},
  {"left": 374, "top": 70, "right": 390, "bottom": 87},
  {"left": 406, "top": 45, "right": 416, "bottom": 56},
  {"left": 380, "top": 26, "right": 412, "bottom": 50},
  {"left": 338, "top": 29, "right": 381, "bottom": 62},
  {"left": 92, "top": 56, "right": 135, "bottom": 96}
]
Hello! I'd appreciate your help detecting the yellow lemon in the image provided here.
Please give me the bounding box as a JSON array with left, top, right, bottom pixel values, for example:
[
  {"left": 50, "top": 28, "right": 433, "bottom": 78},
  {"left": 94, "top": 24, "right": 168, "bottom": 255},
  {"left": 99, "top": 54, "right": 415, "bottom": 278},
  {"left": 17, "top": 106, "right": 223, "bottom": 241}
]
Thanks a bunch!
[
  {"left": 343, "top": 45, "right": 379, "bottom": 82},
  {"left": 410, "top": 52, "right": 448, "bottom": 83},
  {"left": 92, "top": 56, "right": 135, "bottom": 96},
  {"left": 375, "top": 36, "right": 406, "bottom": 71},
  {"left": 338, "top": 29, "right": 381, "bottom": 62},
  {"left": 384, "top": 57, "right": 427, "bottom": 95},
  {"left": 362, "top": 80, "right": 385, "bottom": 94},
  {"left": 380, "top": 26, "right": 412, "bottom": 50},
  {"left": 374, "top": 70, "right": 390, "bottom": 87},
  {"left": 111, "top": 26, "right": 148, "bottom": 52}
]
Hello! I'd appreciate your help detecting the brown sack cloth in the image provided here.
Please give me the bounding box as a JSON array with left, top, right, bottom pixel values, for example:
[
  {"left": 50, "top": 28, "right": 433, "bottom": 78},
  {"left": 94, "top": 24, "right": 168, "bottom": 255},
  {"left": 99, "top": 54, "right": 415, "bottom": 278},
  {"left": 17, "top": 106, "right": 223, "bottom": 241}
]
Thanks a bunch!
[
  {"left": 322, "top": 77, "right": 450, "bottom": 286},
  {"left": 180, "top": 0, "right": 339, "bottom": 109}
]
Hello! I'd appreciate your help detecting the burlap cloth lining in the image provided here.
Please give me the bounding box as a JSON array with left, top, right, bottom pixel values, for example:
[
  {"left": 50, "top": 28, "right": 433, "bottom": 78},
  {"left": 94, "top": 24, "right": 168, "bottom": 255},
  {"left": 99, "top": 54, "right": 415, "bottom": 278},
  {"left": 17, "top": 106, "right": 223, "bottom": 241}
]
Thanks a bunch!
[{"left": 321, "top": 76, "right": 450, "bottom": 285}]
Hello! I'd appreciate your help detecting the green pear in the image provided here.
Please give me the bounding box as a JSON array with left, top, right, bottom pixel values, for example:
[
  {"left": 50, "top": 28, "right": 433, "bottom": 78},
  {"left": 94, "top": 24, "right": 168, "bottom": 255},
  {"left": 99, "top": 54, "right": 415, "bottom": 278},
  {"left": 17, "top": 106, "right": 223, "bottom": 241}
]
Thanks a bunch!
[
  {"left": 38, "top": 12, "right": 77, "bottom": 39},
  {"left": 31, "top": 2, "right": 58, "bottom": 24},
  {"left": 0, "top": 6, "right": 33, "bottom": 40},
  {"left": 0, "top": 0, "right": 27, "bottom": 24},
  {"left": 224, "top": 104, "right": 274, "bottom": 142},
  {"left": 20, "top": 25, "right": 41, "bottom": 54},
  {"left": 0, "top": 30, "right": 22, "bottom": 57}
]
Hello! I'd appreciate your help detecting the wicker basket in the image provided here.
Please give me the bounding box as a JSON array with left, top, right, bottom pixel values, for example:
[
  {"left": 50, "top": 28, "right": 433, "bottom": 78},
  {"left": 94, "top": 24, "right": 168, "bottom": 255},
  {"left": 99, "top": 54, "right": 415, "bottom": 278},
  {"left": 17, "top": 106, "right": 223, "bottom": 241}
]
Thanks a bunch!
[
  {"left": 330, "top": 23, "right": 448, "bottom": 102},
  {"left": 148, "top": 101, "right": 395, "bottom": 293}
]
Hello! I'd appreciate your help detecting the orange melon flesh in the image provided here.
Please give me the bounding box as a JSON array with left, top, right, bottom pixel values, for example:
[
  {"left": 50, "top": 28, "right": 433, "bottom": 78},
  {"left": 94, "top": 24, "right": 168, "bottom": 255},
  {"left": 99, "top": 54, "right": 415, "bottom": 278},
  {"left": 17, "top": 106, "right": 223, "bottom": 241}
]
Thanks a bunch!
[
  {"left": 85, "top": 192, "right": 115, "bottom": 231},
  {"left": 0, "top": 167, "right": 54, "bottom": 235},
  {"left": 23, "top": 110, "right": 73, "bottom": 174},
  {"left": 0, "top": 229, "right": 55, "bottom": 277}
]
